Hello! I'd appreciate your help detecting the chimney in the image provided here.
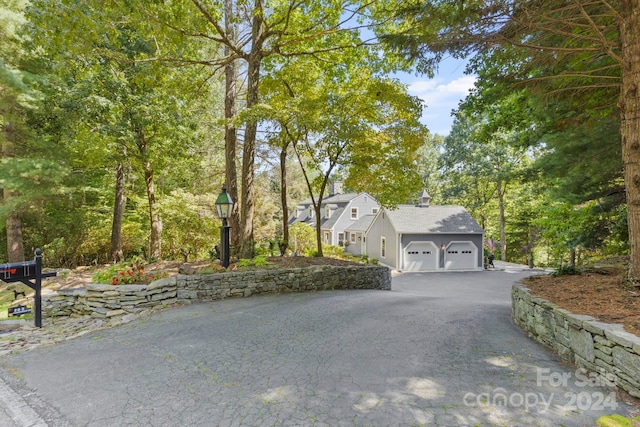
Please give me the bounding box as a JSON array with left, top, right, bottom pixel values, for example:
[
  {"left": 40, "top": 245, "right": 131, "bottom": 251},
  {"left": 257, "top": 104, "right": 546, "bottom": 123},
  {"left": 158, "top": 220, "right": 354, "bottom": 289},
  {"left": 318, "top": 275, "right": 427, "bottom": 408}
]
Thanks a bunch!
[
  {"left": 329, "top": 181, "right": 344, "bottom": 196},
  {"left": 418, "top": 189, "right": 430, "bottom": 207}
]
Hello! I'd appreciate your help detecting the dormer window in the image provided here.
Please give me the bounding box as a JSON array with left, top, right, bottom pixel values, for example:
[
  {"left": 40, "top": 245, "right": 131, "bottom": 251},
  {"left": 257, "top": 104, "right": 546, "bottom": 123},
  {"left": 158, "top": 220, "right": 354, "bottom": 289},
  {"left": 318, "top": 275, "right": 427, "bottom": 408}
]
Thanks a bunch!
[
  {"left": 325, "top": 206, "right": 331, "bottom": 218},
  {"left": 351, "top": 207, "right": 358, "bottom": 220},
  {"left": 309, "top": 206, "right": 313, "bottom": 218}
]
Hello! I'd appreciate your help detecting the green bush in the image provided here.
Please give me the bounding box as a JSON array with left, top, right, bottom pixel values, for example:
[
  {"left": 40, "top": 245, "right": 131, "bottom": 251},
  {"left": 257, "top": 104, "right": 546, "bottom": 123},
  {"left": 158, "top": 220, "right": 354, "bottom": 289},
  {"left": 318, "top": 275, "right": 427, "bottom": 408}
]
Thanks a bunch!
[
  {"left": 551, "top": 264, "right": 580, "bottom": 276},
  {"left": 322, "top": 245, "right": 345, "bottom": 258},
  {"left": 237, "top": 255, "right": 268, "bottom": 268}
]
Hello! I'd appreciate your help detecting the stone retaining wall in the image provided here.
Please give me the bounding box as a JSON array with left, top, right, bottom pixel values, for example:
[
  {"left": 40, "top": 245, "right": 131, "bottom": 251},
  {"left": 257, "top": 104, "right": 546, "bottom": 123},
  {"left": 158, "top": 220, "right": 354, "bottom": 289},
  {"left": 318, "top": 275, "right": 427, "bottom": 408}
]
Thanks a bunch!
[
  {"left": 512, "top": 283, "right": 640, "bottom": 399},
  {"left": 44, "top": 265, "right": 390, "bottom": 319}
]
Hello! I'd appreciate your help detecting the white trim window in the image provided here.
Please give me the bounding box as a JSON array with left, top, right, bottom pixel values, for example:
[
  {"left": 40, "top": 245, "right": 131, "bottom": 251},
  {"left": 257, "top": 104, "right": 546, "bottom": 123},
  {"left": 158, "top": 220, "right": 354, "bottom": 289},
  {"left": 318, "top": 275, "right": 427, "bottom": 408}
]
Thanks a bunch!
[
  {"left": 351, "top": 207, "right": 358, "bottom": 220},
  {"left": 338, "top": 232, "right": 344, "bottom": 246},
  {"left": 325, "top": 206, "right": 331, "bottom": 218},
  {"left": 350, "top": 233, "right": 357, "bottom": 243},
  {"left": 324, "top": 231, "right": 330, "bottom": 244},
  {"left": 372, "top": 208, "right": 379, "bottom": 214},
  {"left": 381, "top": 237, "right": 386, "bottom": 258}
]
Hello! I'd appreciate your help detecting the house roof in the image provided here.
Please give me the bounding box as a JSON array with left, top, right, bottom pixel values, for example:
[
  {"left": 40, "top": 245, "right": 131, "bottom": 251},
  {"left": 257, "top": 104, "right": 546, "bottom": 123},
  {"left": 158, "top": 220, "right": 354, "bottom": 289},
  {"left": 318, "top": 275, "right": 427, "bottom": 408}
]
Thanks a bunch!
[
  {"left": 345, "top": 214, "right": 376, "bottom": 232},
  {"left": 297, "top": 193, "right": 360, "bottom": 206},
  {"left": 383, "top": 205, "right": 484, "bottom": 234},
  {"left": 320, "top": 207, "right": 345, "bottom": 229},
  {"left": 290, "top": 192, "right": 379, "bottom": 229}
]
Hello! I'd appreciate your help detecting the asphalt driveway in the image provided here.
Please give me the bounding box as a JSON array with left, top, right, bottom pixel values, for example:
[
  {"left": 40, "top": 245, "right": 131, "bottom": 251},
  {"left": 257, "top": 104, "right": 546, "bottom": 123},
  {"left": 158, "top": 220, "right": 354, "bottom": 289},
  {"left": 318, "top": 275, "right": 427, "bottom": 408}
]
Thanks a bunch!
[{"left": 0, "top": 267, "right": 637, "bottom": 426}]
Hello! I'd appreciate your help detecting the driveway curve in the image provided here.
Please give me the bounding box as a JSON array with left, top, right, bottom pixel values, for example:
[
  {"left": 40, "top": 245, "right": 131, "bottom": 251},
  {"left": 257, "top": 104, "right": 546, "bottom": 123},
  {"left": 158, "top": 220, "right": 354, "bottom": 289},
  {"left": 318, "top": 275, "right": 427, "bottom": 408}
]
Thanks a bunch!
[{"left": 0, "top": 268, "right": 637, "bottom": 426}]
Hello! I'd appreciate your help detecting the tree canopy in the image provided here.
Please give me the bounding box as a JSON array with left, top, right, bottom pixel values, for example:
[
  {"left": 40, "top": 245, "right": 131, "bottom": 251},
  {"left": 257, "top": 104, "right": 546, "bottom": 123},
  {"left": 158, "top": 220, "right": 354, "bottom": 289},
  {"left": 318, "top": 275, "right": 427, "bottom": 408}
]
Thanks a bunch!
[{"left": 0, "top": 0, "right": 636, "bottom": 273}]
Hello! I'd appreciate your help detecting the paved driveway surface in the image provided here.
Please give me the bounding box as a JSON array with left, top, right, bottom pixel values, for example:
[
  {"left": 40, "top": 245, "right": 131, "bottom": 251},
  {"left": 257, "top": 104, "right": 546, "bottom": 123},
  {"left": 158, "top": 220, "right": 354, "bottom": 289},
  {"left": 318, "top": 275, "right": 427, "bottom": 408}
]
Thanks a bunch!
[{"left": 0, "top": 268, "right": 637, "bottom": 426}]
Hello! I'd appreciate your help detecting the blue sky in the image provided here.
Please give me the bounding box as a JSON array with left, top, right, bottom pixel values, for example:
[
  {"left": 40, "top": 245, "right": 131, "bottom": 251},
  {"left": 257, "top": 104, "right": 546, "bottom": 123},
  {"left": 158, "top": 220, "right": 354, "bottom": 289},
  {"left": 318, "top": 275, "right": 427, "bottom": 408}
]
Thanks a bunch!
[{"left": 397, "top": 58, "right": 477, "bottom": 136}]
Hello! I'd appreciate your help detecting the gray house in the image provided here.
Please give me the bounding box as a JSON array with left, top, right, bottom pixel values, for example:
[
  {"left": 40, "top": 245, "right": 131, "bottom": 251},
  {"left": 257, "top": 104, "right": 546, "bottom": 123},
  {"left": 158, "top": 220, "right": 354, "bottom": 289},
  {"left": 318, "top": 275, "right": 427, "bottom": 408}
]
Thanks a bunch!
[
  {"left": 344, "top": 214, "right": 376, "bottom": 256},
  {"left": 289, "top": 183, "right": 380, "bottom": 248},
  {"left": 365, "top": 191, "right": 485, "bottom": 271}
]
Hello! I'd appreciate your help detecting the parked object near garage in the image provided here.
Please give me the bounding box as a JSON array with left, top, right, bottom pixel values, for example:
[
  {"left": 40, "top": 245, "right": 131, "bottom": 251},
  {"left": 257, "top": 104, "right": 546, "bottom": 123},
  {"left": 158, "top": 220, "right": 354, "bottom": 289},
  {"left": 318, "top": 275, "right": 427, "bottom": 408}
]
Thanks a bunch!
[{"left": 364, "top": 190, "right": 485, "bottom": 271}]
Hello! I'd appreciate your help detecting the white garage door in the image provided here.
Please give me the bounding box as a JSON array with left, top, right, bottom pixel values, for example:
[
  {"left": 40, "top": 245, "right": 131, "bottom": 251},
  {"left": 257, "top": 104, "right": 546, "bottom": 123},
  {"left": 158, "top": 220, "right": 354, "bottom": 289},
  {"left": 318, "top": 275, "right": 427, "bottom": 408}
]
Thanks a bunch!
[
  {"left": 404, "top": 242, "right": 438, "bottom": 271},
  {"left": 444, "top": 242, "right": 477, "bottom": 270}
]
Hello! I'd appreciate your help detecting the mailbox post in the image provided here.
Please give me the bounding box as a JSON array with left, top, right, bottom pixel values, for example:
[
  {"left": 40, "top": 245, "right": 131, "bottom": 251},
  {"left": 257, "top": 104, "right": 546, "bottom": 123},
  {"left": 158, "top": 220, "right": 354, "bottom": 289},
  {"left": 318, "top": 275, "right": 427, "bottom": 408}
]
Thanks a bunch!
[{"left": 0, "top": 249, "right": 56, "bottom": 327}]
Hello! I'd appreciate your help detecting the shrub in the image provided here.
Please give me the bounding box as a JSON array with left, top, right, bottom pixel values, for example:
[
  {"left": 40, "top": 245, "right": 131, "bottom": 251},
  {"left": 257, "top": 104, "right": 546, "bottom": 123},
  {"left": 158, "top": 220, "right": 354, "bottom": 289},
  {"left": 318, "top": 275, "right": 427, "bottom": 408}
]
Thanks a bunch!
[
  {"left": 92, "top": 260, "right": 169, "bottom": 285},
  {"left": 237, "top": 255, "right": 268, "bottom": 268},
  {"left": 551, "top": 264, "right": 579, "bottom": 277},
  {"left": 322, "top": 245, "right": 345, "bottom": 258}
]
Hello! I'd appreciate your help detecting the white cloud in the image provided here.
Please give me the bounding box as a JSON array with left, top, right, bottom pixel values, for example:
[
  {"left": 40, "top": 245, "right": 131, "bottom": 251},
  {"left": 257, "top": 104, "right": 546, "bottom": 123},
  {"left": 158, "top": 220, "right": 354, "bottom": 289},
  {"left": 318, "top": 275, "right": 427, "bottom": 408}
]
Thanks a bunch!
[
  {"left": 408, "top": 75, "right": 476, "bottom": 99},
  {"left": 406, "top": 75, "right": 477, "bottom": 135}
]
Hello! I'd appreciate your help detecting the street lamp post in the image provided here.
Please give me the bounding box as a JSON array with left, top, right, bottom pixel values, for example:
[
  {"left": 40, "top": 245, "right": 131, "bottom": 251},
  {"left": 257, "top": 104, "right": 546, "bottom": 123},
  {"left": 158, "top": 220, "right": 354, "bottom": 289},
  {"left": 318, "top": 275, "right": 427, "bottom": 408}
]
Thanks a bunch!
[{"left": 215, "top": 185, "right": 234, "bottom": 268}]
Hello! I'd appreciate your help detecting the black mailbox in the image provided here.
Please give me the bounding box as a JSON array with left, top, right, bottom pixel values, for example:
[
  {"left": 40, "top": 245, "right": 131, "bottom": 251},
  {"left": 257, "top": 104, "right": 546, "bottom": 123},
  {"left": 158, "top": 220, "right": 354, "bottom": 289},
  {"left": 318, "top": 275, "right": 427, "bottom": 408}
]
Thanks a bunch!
[
  {"left": 0, "top": 249, "right": 56, "bottom": 328},
  {"left": 1, "top": 261, "right": 39, "bottom": 283}
]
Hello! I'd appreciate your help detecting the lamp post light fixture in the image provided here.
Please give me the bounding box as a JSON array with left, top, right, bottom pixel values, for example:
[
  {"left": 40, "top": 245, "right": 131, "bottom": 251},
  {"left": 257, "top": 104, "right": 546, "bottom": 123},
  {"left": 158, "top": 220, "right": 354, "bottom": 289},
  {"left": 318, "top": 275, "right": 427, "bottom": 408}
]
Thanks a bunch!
[{"left": 215, "top": 184, "right": 234, "bottom": 268}]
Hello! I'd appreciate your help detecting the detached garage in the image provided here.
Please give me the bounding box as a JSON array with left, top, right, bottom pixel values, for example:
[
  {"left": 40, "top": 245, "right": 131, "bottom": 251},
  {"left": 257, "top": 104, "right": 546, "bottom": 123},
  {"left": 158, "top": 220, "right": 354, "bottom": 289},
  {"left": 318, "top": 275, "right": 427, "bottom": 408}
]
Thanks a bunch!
[{"left": 365, "top": 191, "right": 485, "bottom": 272}]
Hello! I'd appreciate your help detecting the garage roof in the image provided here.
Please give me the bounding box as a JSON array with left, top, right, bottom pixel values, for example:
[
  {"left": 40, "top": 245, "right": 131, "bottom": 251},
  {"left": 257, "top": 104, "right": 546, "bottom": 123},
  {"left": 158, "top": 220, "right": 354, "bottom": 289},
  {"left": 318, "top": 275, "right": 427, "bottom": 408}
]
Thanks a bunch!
[{"left": 384, "top": 205, "right": 484, "bottom": 234}]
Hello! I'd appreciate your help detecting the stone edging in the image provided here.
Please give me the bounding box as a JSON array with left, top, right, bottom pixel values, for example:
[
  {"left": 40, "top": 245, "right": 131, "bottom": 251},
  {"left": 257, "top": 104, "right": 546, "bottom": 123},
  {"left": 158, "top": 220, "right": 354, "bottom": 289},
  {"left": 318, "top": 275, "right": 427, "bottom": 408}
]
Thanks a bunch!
[
  {"left": 512, "top": 282, "right": 640, "bottom": 399},
  {"left": 44, "top": 265, "right": 391, "bottom": 319}
]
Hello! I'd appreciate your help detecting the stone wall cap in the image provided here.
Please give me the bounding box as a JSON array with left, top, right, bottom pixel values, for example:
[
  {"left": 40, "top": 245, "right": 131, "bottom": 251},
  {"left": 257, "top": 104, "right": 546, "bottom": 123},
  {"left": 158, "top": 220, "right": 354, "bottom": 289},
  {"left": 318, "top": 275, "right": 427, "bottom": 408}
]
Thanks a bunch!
[
  {"left": 117, "top": 284, "right": 148, "bottom": 292},
  {"left": 147, "top": 277, "right": 177, "bottom": 290},
  {"left": 605, "top": 327, "right": 640, "bottom": 349},
  {"left": 87, "top": 283, "right": 119, "bottom": 292},
  {"left": 582, "top": 320, "right": 612, "bottom": 336}
]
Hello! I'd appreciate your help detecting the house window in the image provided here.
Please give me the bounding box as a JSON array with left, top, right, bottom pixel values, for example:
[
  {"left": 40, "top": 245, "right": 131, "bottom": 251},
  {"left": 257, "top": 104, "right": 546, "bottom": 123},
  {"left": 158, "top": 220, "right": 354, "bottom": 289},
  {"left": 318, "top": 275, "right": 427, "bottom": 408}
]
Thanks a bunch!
[
  {"left": 350, "top": 233, "right": 356, "bottom": 243},
  {"left": 351, "top": 207, "right": 358, "bottom": 220},
  {"left": 381, "top": 237, "right": 386, "bottom": 258},
  {"left": 324, "top": 231, "right": 330, "bottom": 244},
  {"left": 309, "top": 207, "right": 313, "bottom": 218},
  {"left": 372, "top": 208, "right": 379, "bottom": 214},
  {"left": 338, "top": 233, "right": 344, "bottom": 246},
  {"left": 325, "top": 206, "right": 331, "bottom": 218}
]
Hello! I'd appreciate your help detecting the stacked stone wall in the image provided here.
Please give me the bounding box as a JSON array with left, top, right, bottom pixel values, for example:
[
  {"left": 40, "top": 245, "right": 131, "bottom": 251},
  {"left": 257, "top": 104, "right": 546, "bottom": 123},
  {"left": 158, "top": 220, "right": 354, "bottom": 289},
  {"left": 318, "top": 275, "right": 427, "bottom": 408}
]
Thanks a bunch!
[
  {"left": 512, "top": 283, "right": 640, "bottom": 399},
  {"left": 44, "top": 265, "right": 390, "bottom": 319}
]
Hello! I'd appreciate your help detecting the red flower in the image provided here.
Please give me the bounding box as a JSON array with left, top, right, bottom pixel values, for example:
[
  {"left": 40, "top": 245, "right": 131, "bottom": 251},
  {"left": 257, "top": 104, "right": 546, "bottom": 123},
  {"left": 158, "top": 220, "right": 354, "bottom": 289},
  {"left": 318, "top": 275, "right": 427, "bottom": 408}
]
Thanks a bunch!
[{"left": 112, "top": 278, "right": 119, "bottom": 285}]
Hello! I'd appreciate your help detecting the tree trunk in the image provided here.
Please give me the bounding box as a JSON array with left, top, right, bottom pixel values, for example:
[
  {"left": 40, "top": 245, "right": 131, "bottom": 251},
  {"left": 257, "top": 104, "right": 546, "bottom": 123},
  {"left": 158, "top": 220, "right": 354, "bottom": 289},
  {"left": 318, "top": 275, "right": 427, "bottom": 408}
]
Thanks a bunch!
[
  {"left": 136, "top": 129, "right": 162, "bottom": 260},
  {"left": 5, "top": 211, "right": 24, "bottom": 263},
  {"left": 144, "top": 161, "right": 162, "bottom": 260},
  {"left": 498, "top": 180, "right": 507, "bottom": 261},
  {"left": 239, "top": 2, "right": 264, "bottom": 259},
  {"left": 314, "top": 202, "right": 324, "bottom": 257},
  {"left": 110, "top": 161, "right": 126, "bottom": 262},
  {"left": 619, "top": 0, "right": 640, "bottom": 281},
  {"left": 224, "top": 0, "right": 240, "bottom": 257},
  {"left": 279, "top": 143, "right": 289, "bottom": 255},
  {"left": 1, "top": 119, "right": 24, "bottom": 262}
]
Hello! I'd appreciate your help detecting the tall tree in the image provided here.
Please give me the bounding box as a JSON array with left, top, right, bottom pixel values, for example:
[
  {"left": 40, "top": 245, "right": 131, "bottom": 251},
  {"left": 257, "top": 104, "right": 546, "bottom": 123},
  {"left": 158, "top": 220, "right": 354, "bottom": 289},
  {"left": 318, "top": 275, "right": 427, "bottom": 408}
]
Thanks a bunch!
[
  {"left": 439, "top": 112, "right": 531, "bottom": 261},
  {"left": 263, "top": 53, "right": 425, "bottom": 255},
  {"left": 158, "top": 0, "right": 388, "bottom": 258},
  {"left": 26, "top": 0, "right": 209, "bottom": 260},
  {"left": 1, "top": 0, "right": 27, "bottom": 261},
  {"left": 382, "top": 0, "right": 640, "bottom": 280},
  {"left": 223, "top": 0, "right": 240, "bottom": 254}
]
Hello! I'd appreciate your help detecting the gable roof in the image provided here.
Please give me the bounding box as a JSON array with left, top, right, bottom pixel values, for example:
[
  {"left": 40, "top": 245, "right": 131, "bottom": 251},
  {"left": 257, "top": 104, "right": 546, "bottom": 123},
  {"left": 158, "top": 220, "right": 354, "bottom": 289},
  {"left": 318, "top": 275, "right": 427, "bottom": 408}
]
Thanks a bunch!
[
  {"left": 383, "top": 205, "right": 484, "bottom": 234},
  {"left": 345, "top": 214, "right": 376, "bottom": 232},
  {"left": 320, "top": 207, "right": 345, "bottom": 230},
  {"left": 297, "top": 193, "right": 360, "bottom": 206},
  {"left": 290, "top": 192, "right": 379, "bottom": 229}
]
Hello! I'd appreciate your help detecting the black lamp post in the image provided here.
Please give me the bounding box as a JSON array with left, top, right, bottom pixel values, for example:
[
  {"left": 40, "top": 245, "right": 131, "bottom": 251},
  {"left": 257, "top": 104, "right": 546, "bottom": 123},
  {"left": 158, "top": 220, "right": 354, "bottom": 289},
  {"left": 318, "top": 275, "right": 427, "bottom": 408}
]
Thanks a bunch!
[{"left": 215, "top": 185, "right": 233, "bottom": 268}]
